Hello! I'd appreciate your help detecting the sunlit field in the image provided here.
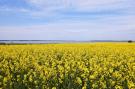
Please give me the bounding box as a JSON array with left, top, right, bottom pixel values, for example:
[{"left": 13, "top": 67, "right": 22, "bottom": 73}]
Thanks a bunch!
[{"left": 0, "top": 43, "right": 135, "bottom": 89}]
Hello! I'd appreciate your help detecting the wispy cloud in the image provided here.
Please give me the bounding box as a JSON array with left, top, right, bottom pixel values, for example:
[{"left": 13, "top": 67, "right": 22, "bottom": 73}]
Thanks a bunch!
[
  {"left": 0, "top": 0, "right": 134, "bottom": 17},
  {"left": 0, "top": 6, "right": 30, "bottom": 13},
  {"left": 26, "top": 0, "right": 130, "bottom": 10},
  {"left": 0, "top": 13, "right": 135, "bottom": 40},
  {"left": 0, "top": 0, "right": 135, "bottom": 40}
]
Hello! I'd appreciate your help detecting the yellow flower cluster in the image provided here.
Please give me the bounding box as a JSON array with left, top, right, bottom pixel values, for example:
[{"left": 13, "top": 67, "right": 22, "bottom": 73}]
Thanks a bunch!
[{"left": 0, "top": 43, "right": 135, "bottom": 89}]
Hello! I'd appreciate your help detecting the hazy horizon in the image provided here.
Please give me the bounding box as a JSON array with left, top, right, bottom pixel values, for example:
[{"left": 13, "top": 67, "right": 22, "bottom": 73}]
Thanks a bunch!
[{"left": 0, "top": 0, "right": 135, "bottom": 40}]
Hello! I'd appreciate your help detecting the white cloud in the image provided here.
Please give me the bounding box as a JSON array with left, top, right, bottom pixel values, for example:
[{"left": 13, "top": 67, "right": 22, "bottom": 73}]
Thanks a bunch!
[
  {"left": 69, "top": 0, "right": 123, "bottom": 10},
  {"left": 0, "top": 6, "right": 30, "bottom": 13},
  {"left": 1, "top": 0, "right": 134, "bottom": 17},
  {"left": 0, "top": 0, "right": 135, "bottom": 40},
  {"left": 26, "top": 0, "right": 68, "bottom": 10},
  {"left": 26, "top": 0, "right": 133, "bottom": 10},
  {"left": 23, "top": 0, "right": 135, "bottom": 17},
  {"left": 0, "top": 14, "right": 135, "bottom": 40}
]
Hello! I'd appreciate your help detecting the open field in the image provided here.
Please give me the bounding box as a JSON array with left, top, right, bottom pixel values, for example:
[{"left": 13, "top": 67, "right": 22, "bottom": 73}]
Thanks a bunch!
[{"left": 0, "top": 43, "right": 135, "bottom": 89}]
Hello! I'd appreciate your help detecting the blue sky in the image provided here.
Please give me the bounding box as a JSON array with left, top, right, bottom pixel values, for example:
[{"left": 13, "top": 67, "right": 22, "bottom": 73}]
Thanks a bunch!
[{"left": 0, "top": 0, "right": 135, "bottom": 40}]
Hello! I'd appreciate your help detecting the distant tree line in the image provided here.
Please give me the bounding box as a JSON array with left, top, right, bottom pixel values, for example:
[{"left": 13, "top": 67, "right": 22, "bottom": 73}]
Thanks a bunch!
[{"left": 128, "top": 40, "right": 133, "bottom": 43}]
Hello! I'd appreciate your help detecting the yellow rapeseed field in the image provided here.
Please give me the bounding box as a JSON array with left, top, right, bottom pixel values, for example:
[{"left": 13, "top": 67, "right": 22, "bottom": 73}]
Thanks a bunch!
[{"left": 0, "top": 43, "right": 135, "bottom": 89}]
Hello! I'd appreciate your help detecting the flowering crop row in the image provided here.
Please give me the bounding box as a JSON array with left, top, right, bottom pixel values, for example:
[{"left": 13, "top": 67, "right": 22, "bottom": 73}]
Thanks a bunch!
[{"left": 0, "top": 43, "right": 135, "bottom": 89}]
